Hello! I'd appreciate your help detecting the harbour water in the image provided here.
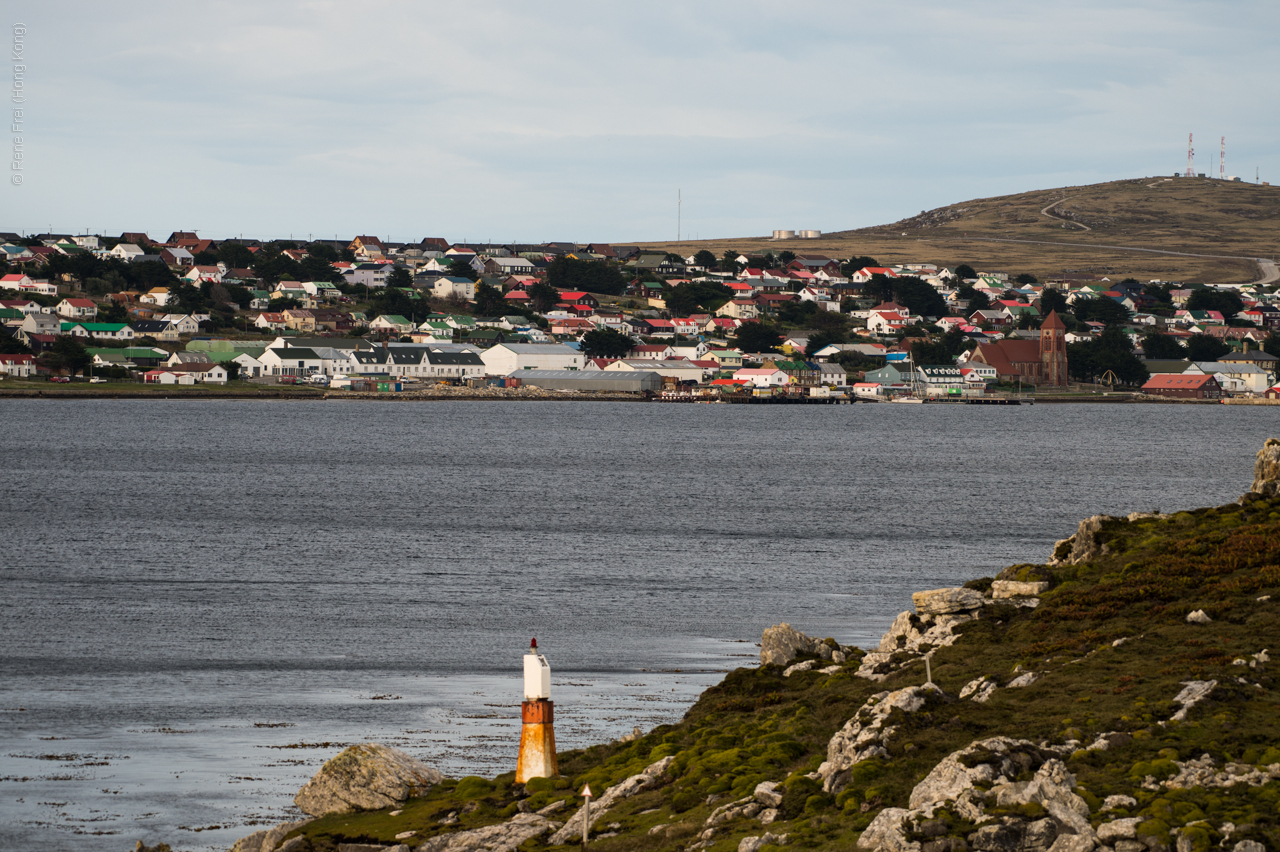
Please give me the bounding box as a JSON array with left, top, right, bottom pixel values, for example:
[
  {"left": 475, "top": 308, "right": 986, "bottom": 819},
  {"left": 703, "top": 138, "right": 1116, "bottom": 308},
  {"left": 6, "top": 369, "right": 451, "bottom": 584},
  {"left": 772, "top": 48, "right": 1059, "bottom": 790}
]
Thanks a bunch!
[{"left": 0, "top": 399, "right": 1274, "bottom": 851}]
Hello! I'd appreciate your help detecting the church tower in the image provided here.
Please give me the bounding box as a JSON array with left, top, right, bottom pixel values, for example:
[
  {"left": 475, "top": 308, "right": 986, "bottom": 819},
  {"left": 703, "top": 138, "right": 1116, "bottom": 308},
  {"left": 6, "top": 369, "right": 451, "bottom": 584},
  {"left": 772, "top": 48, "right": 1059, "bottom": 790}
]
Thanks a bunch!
[{"left": 1039, "top": 309, "right": 1067, "bottom": 387}]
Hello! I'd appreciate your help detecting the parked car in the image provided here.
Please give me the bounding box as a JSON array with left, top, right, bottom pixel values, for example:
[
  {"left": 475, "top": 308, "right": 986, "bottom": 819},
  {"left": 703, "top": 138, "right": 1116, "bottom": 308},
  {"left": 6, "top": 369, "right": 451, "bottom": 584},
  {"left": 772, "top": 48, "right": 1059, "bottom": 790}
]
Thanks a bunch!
[
  {"left": 307, "top": 374, "right": 329, "bottom": 386},
  {"left": 48, "top": 376, "right": 71, "bottom": 383},
  {"left": 278, "top": 376, "right": 299, "bottom": 384},
  {"left": 89, "top": 376, "right": 107, "bottom": 383}
]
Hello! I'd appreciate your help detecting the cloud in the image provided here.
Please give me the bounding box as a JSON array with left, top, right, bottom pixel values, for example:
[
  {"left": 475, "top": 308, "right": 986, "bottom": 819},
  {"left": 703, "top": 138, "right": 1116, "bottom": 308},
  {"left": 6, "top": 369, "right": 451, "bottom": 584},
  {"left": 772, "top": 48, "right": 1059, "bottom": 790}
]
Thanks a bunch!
[{"left": 6, "top": 0, "right": 1278, "bottom": 240}]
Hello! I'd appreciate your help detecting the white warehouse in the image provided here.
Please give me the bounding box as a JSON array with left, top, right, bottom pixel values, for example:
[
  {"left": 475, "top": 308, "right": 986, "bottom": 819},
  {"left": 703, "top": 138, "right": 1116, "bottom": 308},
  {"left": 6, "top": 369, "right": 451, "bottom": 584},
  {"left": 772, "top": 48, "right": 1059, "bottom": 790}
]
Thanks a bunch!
[{"left": 480, "top": 343, "right": 585, "bottom": 376}]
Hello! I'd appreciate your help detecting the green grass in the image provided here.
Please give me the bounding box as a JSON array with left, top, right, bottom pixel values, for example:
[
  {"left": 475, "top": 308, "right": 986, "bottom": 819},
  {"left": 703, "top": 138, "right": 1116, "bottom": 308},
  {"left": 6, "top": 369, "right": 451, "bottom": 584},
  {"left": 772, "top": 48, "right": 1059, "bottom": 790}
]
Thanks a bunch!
[{"left": 284, "top": 494, "right": 1280, "bottom": 851}]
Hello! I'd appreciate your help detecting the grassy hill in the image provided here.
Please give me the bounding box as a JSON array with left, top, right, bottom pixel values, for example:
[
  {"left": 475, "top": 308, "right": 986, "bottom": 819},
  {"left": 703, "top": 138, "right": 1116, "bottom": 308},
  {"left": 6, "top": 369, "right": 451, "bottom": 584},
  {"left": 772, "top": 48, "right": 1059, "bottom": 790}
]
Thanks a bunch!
[
  {"left": 273, "top": 446, "right": 1280, "bottom": 852},
  {"left": 637, "top": 177, "right": 1280, "bottom": 285}
]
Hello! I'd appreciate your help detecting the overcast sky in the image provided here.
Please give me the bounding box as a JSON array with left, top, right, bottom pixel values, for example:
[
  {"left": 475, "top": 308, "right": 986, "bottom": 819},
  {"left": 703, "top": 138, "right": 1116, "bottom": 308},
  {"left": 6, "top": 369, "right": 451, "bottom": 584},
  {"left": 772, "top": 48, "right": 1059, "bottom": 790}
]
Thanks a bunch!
[{"left": 6, "top": 1, "right": 1278, "bottom": 243}]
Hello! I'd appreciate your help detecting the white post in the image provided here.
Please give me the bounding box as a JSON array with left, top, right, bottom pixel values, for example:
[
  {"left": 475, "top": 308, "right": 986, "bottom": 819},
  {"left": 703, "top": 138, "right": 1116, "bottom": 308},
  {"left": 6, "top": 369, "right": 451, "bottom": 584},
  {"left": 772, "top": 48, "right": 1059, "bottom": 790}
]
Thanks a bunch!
[
  {"left": 581, "top": 789, "right": 592, "bottom": 849},
  {"left": 925, "top": 653, "right": 932, "bottom": 686}
]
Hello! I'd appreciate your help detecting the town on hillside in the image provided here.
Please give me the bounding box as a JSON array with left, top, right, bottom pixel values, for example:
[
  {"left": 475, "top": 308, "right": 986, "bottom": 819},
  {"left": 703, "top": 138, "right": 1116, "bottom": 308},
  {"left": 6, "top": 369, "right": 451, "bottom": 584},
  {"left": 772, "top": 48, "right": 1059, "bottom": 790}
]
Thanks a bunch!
[{"left": 2, "top": 231, "right": 1278, "bottom": 401}]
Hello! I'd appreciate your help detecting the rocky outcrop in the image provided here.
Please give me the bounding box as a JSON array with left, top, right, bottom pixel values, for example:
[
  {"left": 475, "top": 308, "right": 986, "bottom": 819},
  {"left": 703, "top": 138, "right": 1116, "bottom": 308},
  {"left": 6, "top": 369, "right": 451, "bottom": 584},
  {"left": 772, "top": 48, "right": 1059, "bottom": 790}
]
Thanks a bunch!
[
  {"left": 854, "top": 737, "right": 1094, "bottom": 851},
  {"left": 1170, "top": 680, "right": 1217, "bottom": 722},
  {"left": 912, "top": 588, "right": 984, "bottom": 616},
  {"left": 416, "top": 813, "right": 558, "bottom": 852},
  {"left": 738, "top": 832, "right": 788, "bottom": 852},
  {"left": 820, "top": 685, "right": 944, "bottom": 794},
  {"left": 547, "top": 757, "right": 673, "bottom": 844},
  {"left": 1049, "top": 514, "right": 1112, "bottom": 565},
  {"left": 991, "top": 580, "right": 1050, "bottom": 599},
  {"left": 760, "top": 623, "right": 856, "bottom": 667},
  {"left": 1251, "top": 437, "right": 1280, "bottom": 497},
  {"left": 293, "top": 744, "right": 444, "bottom": 817},
  {"left": 228, "top": 819, "right": 314, "bottom": 852}
]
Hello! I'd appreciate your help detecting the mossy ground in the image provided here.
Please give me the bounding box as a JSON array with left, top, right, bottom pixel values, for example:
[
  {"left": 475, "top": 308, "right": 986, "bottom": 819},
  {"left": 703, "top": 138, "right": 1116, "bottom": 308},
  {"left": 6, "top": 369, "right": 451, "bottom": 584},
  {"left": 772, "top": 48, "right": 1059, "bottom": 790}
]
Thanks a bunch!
[{"left": 287, "top": 495, "right": 1280, "bottom": 851}]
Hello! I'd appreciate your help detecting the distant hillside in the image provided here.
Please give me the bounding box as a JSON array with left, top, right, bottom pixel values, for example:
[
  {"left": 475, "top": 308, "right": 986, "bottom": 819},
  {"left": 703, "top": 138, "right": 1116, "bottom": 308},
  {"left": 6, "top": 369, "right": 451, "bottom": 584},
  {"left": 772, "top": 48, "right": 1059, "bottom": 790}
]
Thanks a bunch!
[{"left": 640, "top": 177, "right": 1280, "bottom": 285}]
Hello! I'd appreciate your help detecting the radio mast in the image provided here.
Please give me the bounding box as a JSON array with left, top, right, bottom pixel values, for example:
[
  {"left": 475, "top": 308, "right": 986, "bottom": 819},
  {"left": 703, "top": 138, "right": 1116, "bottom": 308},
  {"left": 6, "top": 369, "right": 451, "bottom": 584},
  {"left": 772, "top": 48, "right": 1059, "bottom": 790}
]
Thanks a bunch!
[
  {"left": 1220, "top": 137, "right": 1226, "bottom": 180},
  {"left": 1186, "top": 133, "right": 1195, "bottom": 178}
]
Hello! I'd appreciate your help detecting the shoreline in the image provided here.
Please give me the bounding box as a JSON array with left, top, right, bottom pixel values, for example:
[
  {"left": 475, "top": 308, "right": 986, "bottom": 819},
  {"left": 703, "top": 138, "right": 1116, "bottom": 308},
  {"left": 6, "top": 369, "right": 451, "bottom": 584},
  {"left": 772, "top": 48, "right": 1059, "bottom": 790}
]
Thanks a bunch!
[{"left": 0, "top": 386, "right": 1254, "bottom": 403}]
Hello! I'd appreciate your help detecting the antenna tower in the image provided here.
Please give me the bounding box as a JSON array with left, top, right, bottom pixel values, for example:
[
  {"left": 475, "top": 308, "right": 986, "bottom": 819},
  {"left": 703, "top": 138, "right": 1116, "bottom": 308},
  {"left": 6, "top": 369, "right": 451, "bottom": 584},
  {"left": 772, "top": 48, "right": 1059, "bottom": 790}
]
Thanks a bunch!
[
  {"left": 677, "top": 189, "right": 681, "bottom": 243},
  {"left": 1220, "top": 137, "right": 1226, "bottom": 180},
  {"left": 1185, "top": 133, "right": 1194, "bottom": 178}
]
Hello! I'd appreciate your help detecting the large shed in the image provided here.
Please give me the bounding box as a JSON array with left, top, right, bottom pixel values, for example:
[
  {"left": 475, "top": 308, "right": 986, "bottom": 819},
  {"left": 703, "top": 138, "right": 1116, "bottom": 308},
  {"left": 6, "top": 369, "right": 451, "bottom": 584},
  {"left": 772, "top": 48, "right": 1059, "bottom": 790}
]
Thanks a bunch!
[{"left": 510, "top": 370, "right": 662, "bottom": 393}]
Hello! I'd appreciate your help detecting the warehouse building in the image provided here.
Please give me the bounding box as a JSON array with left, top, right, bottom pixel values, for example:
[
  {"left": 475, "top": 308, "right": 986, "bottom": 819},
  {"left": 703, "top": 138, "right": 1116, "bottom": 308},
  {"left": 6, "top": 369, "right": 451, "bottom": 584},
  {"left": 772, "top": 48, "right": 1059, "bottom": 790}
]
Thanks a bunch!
[{"left": 509, "top": 370, "right": 662, "bottom": 393}]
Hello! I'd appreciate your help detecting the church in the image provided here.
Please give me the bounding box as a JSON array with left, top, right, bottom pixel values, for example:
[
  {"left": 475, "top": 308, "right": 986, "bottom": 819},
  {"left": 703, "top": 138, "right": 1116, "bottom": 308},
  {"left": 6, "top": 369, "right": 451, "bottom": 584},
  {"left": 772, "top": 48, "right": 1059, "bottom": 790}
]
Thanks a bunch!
[{"left": 966, "top": 310, "right": 1068, "bottom": 387}]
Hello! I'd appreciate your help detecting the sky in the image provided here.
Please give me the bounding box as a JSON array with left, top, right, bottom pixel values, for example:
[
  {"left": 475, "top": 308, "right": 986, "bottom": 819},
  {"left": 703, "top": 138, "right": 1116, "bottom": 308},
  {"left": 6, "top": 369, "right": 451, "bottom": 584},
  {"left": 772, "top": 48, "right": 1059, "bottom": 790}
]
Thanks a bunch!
[{"left": 4, "top": 0, "right": 1278, "bottom": 244}]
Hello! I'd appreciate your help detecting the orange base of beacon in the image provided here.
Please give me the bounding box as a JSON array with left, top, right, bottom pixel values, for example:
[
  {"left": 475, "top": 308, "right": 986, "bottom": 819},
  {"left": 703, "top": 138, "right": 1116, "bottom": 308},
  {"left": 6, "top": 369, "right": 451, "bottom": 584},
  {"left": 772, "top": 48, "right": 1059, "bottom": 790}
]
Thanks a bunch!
[{"left": 516, "top": 699, "right": 558, "bottom": 783}]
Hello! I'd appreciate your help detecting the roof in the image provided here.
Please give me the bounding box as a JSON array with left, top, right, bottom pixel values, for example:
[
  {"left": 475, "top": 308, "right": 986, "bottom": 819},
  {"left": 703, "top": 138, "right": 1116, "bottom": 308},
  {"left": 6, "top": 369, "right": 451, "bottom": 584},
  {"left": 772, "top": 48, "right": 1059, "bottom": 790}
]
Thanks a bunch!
[
  {"left": 61, "top": 298, "right": 96, "bottom": 307},
  {"left": 1041, "top": 309, "right": 1066, "bottom": 330},
  {"left": 1143, "top": 374, "right": 1218, "bottom": 389}
]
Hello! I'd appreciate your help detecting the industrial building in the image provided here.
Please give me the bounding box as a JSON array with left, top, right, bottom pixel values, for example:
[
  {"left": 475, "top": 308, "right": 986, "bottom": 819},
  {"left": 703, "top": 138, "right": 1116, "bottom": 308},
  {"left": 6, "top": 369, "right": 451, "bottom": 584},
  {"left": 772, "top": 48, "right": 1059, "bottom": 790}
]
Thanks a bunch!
[{"left": 509, "top": 370, "right": 662, "bottom": 393}]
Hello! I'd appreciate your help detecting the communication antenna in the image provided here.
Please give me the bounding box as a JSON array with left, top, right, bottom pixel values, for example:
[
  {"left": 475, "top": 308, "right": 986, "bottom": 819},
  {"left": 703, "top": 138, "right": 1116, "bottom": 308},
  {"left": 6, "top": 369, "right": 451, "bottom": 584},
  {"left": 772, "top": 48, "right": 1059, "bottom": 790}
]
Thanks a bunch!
[
  {"left": 1186, "top": 133, "right": 1194, "bottom": 178},
  {"left": 1220, "top": 137, "right": 1226, "bottom": 180},
  {"left": 677, "top": 189, "right": 681, "bottom": 243}
]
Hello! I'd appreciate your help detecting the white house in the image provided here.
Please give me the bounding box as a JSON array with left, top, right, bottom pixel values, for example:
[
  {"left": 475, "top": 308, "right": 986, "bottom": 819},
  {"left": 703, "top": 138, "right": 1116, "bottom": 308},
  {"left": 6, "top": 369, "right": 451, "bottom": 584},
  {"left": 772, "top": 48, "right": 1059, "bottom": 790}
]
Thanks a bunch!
[
  {"left": 110, "top": 243, "right": 145, "bottom": 262},
  {"left": 432, "top": 277, "right": 477, "bottom": 301},
  {"left": 732, "top": 368, "right": 789, "bottom": 387},
  {"left": 0, "top": 353, "right": 37, "bottom": 377},
  {"left": 56, "top": 298, "right": 98, "bottom": 320},
  {"left": 604, "top": 358, "right": 703, "bottom": 383},
  {"left": 480, "top": 343, "right": 584, "bottom": 375},
  {"left": 342, "top": 263, "right": 392, "bottom": 289},
  {"left": 160, "top": 314, "right": 201, "bottom": 335},
  {"left": 1185, "top": 361, "right": 1270, "bottom": 395}
]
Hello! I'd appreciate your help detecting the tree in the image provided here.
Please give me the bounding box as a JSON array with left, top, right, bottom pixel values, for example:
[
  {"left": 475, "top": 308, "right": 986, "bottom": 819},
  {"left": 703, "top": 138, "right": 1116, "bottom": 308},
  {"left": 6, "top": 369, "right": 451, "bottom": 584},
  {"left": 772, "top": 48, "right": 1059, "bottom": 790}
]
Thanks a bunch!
[
  {"left": 1186, "top": 288, "right": 1244, "bottom": 320},
  {"left": 1265, "top": 333, "right": 1280, "bottom": 360},
  {"left": 299, "top": 254, "right": 341, "bottom": 283},
  {"left": 733, "top": 322, "right": 783, "bottom": 353},
  {"left": 1015, "top": 273, "right": 1039, "bottom": 284},
  {"left": 546, "top": 257, "right": 627, "bottom": 296},
  {"left": 581, "top": 328, "right": 635, "bottom": 359},
  {"left": 41, "top": 335, "right": 91, "bottom": 376},
  {"left": 954, "top": 264, "right": 977, "bottom": 280},
  {"left": 804, "top": 329, "right": 847, "bottom": 357},
  {"left": 1039, "top": 288, "right": 1069, "bottom": 317},
  {"left": 0, "top": 332, "right": 31, "bottom": 354},
  {"left": 665, "top": 281, "right": 732, "bottom": 315},
  {"left": 910, "top": 338, "right": 955, "bottom": 366},
  {"left": 218, "top": 243, "right": 255, "bottom": 269},
  {"left": 448, "top": 258, "right": 480, "bottom": 281},
  {"left": 891, "top": 276, "right": 946, "bottom": 318},
  {"left": 1073, "top": 297, "right": 1130, "bottom": 326},
  {"left": 720, "top": 250, "right": 742, "bottom": 273},
  {"left": 778, "top": 251, "right": 796, "bottom": 266},
  {"left": 1185, "top": 333, "right": 1231, "bottom": 362},
  {"left": 474, "top": 281, "right": 506, "bottom": 315},
  {"left": 1067, "top": 325, "right": 1148, "bottom": 385},
  {"left": 192, "top": 249, "right": 219, "bottom": 266},
  {"left": 841, "top": 255, "right": 880, "bottom": 276},
  {"left": 386, "top": 267, "right": 413, "bottom": 289},
  {"left": 172, "top": 282, "right": 208, "bottom": 314},
  {"left": 527, "top": 281, "right": 560, "bottom": 313},
  {"left": 1140, "top": 332, "right": 1187, "bottom": 360},
  {"left": 224, "top": 361, "right": 242, "bottom": 382},
  {"left": 693, "top": 250, "right": 718, "bottom": 269},
  {"left": 958, "top": 285, "right": 990, "bottom": 312}
]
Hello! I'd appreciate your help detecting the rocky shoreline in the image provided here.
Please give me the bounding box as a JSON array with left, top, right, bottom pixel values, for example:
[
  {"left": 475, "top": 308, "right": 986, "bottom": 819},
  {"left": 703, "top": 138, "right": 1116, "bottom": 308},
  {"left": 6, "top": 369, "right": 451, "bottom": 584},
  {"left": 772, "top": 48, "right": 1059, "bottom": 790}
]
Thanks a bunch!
[{"left": 133, "top": 440, "right": 1280, "bottom": 852}]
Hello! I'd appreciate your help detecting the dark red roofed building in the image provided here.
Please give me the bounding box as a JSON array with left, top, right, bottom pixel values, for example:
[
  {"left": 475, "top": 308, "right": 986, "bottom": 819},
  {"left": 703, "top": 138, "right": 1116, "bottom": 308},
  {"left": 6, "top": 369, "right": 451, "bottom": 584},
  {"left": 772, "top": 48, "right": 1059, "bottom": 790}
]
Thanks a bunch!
[
  {"left": 1142, "top": 374, "right": 1224, "bottom": 399},
  {"left": 967, "top": 309, "right": 1068, "bottom": 387}
]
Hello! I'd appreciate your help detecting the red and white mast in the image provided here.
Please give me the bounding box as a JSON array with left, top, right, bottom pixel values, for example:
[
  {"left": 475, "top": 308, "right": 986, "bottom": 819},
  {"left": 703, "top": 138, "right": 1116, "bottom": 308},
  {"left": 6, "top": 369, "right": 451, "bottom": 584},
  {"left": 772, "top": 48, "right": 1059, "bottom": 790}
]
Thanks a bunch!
[
  {"left": 1186, "top": 133, "right": 1195, "bottom": 178},
  {"left": 1220, "top": 137, "right": 1226, "bottom": 180}
]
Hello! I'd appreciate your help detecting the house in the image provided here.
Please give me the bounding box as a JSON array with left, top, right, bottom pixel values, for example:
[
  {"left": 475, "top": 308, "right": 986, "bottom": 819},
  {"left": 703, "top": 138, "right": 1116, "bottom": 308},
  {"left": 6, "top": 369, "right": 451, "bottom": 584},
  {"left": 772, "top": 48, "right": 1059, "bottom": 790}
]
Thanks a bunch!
[
  {"left": 56, "top": 298, "right": 98, "bottom": 320},
  {"left": 160, "top": 314, "right": 201, "bottom": 335},
  {"left": 166, "top": 362, "right": 229, "bottom": 384},
  {"left": 369, "top": 315, "right": 415, "bottom": 335},
  {"left": 131, "top": 320, "right": 178, "bottom": 341},
  {"left": 432, "top": 277, "right": 477, "bottom": 301},
  {"left": 167, "top": 350, "right": 212, "bottom": 366},
  {"left": 283, "top": 309, "right": 317, "bottom": 333},
  {"left": 1, "top": 274, "right": 34, "bottom": 291},
  {"left": 965, "top": 310, "right": 1068, "bottom": 386},
  {"left": 703, "top": 317, "right": 740, "bottom": 335},
  {"left": 863, "top": 363, "right": 918, "bottom": 386},
  {"left": 144, "top": 370, "right": 194, "bottom": 385},
  {"left": 483, "top": 257, "right": 536, "bottom": 276},
  {"left": 110, "top": 243, "right": 145, "bottom": 262},
  {"left": 349, "top": 235, "right": 386, "bottom": 258},
  {"left": 628, "top": 344, "right": 675, "bottom": 360},
  {"left": 61, "top": 322, "right": 135, "bottom": 341},
  {"left": 816, "top": 362, "right": 847, "bottom": 386},
  {"left": 732, "top": 367, "right": 789, "bottom": 387},
  {"left": 1184, "top": 361, "right": 1271, "bottom": 395},
  {"left": 704, "top": 349, "right": 744, "bottom": 369},
  {"left": 850, "top": 266, "right": 899, "bottom": 284},
  {"left": 1141, "top": 373, "right": 1224, "bottom": 399},
  {"left": 480, "top": 343, "right": 584, "bottom": 375},
  {"left": 19, "top": 312, "right": 61, "bottom": 339},
  {"left": 255, "top": 312, "right": 287, "bottom": 331},
  {"left": 343, "top": 263, "right": 392, "bottom": 289},
  {"left": 717, "top": 299, "right": 759, "bottom": 320},
  {"left": 160, "top": 248, "right": 195, "bottom": 268},
  {"left": 0, "top": 353, "right": 36, "bottom": 377}
]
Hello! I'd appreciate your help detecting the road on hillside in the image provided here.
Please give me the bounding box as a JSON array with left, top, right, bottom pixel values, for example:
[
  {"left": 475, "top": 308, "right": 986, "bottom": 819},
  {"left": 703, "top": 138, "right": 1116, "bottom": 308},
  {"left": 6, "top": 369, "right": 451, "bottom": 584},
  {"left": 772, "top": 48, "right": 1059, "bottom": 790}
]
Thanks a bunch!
[
  {"left": 920, "top": 234, "right": 1277, "bottom": 286},
  {"left": 1040, "top": 196, "right": 1091, "bottom": 231}
]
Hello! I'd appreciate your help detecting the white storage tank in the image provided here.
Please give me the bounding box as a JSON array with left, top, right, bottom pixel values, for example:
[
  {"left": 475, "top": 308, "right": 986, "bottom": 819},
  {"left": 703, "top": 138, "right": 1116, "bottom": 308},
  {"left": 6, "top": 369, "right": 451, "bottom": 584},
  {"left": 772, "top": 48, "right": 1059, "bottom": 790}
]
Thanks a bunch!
[
  {"left": 772, "top": 230, "right": 795, "bottom": 240},
  {"left": 798, "top": 230, "right": 822, "bottom": 239}
]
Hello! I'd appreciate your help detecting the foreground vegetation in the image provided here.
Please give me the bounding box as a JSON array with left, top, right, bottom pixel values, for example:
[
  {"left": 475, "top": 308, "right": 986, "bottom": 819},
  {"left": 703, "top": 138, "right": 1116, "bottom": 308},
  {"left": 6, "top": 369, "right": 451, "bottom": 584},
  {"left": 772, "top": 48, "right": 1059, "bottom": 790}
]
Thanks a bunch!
[{"left": 271, "top": 480, "right": 1280, "bottom": 851}]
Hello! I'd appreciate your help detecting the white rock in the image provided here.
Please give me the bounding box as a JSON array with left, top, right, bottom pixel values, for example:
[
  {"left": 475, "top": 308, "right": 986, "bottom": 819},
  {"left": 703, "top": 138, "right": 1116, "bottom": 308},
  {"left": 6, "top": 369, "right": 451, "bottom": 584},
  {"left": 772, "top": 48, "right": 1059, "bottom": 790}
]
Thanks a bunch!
[
  {"left": 819, "top": 685, "right": 942, "bottom": 794},
  {"left": 1047, "top": 835, "right": 1097, "bottom": 852},
  {"left": 991, "top": 580, "right": 1051, "bottom": 598},
  {"left": 783, "top": 660, "right": 816, "bottom": 677},
  {"left": 1096, "top": 817, "right": 1143, "bottom": 844},
  {"left": 759, "top": 808, "right": 779, "bottom": 825},
  {"left": 739, "top": 832, "right": 788, "bottom": 852},
  {"left": 760, "top": 623, "right": 816, "bottom": 666},
  {"left": 819, "top": 665, "right": 842, "bottom": 674},
  {"left": 855, "top": 807, "right": 917, "bottom": 851},
  {"left": 912, "top": 587, "right": 985, "bottom": 616},
  {"left": 754, "top": 781, "right": 783, "bottom": 808},
  {"left": 417, "top": 813, "right": 556, "bottom": 852},
  {"left": 548, "top": 757, "right": 674, "bottom": 844},
  {"left": 1102, "top": 794, "right": 1137, "bottom": 811},
  {"left": 1234, "top": 841, "right": 1266, "bottom": 852},
  {"left": 1170, "top": 680, "right": 1217, "bottom": 722},
  {"left": 1254, "top": 649, "right": 1270, "bottom": 663},
  {"left": 293, "top": 744, "right": 443, "bottom": 817},
  {"left": 1186, "top": 609, "right": 1212, "bottom": 624},
  {"left": 1008, "top": 672, "right": 1041, "bottom": 688}
]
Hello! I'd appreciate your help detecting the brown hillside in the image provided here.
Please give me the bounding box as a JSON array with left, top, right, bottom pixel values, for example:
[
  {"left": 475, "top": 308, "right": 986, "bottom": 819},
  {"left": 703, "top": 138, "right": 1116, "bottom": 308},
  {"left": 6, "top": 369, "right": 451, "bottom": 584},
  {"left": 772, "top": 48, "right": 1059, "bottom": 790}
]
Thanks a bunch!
[{"left": 636, "top": 177, "right": 1280, "bottom": 285}]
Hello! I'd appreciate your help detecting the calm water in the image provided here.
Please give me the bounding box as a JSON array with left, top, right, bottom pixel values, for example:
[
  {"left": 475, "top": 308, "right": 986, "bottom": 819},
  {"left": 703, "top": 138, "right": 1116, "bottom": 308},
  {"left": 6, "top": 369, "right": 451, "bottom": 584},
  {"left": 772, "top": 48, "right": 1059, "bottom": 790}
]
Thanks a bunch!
[{"left": 1, "top": 399, "right": 1275, "bottom": 851}]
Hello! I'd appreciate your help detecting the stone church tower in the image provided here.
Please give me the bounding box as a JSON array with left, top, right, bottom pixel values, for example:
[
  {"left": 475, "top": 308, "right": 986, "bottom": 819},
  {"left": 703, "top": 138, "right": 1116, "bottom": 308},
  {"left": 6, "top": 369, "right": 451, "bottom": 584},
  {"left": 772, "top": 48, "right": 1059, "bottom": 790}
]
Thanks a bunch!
[{"left": 1039, "top": 310, "right": 1068, "bottom": 387}]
